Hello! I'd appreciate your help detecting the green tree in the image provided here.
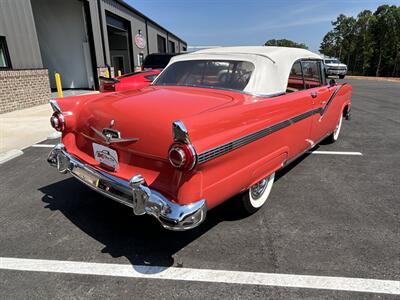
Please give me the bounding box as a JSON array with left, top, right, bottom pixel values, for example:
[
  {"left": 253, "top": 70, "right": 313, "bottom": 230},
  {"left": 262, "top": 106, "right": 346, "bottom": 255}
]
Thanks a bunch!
[
  {"left": 319, "top": 4, "right": 400, "bottom": 77},
  {"left": 320, "top": 31, "right": 337, "bottom": 57},
  {"left": 330, "top": 14, "right": 357, "bottom": 66},
  {"left": 354, "top": 10, "right": 374, "bottom": 75},
  {"left": 264, "top": 39, "right": 308, "bottom": 49}
]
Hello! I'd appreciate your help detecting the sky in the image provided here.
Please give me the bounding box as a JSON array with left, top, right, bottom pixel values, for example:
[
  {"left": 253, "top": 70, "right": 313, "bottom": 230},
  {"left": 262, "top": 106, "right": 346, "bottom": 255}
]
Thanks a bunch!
[{"left": 127, "top": 0, "right": 398, "bottom": 52}]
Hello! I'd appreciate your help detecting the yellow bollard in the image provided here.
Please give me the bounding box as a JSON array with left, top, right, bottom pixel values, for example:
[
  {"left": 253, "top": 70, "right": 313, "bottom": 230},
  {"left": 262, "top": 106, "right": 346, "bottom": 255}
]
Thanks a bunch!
[
  {"left": 104, "top": 69, "right": 110, "bottom": 78},
  {"left": 55, "top": 72, "right": 63, "bottom": 98},
  {"left": 118, "top": 70, "right": 122, "bottom": 77}
]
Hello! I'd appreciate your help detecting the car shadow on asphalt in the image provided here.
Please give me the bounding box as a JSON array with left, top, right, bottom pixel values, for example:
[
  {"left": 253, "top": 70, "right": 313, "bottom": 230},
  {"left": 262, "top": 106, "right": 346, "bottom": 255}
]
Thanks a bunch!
[
  {"left": 38, "top": 148, "right": 314, "bottom": 272},
  {"left": 39, "top": 177, "right": 246, "bottom": 270}
]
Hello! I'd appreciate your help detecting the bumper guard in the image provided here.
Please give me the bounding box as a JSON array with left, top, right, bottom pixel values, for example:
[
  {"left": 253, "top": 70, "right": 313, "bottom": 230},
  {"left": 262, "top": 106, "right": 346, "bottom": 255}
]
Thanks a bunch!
[{"left": 47, "top": 144, "right": 207, "bottom": 231}]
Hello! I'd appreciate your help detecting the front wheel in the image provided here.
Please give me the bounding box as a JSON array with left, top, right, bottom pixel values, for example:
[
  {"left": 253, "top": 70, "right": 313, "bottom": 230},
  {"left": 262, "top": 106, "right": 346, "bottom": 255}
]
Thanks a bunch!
[
  {"left": 326, "top": 115, "right": 343, "bottom": 144},
  {"left": 241, "top": 173, "right": 275, "bottom": 214}
]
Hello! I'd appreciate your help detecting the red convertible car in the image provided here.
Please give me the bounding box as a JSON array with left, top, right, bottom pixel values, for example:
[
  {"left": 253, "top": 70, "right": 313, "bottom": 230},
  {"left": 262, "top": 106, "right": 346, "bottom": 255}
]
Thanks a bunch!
[
  {"left": 99, "top": 70, "right": 160, "bottom": 92},
  {"left": 99, "top": 53, "right": 175, "bottom": 92},
  {"left": 47, "top": 46, "right": 352, "bottom": 231}
]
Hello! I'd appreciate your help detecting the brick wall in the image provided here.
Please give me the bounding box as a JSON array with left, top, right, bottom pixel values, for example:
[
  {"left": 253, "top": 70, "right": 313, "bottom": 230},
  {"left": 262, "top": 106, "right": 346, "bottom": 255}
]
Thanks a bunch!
[{"left": 0, "top": 69, "right": 51, "bottom": 114}]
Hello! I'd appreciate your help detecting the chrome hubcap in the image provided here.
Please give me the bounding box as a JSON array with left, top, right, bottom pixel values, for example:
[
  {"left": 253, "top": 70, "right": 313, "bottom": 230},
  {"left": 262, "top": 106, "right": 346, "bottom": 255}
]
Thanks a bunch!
[{"left": 250, "top": 178, "right": 268, "bottom": 200}]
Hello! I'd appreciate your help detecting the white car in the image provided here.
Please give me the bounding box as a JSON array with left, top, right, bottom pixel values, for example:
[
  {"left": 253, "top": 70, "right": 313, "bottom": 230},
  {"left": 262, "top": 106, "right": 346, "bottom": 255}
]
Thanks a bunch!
[{"left": 323, "top": 58, "right": 347, "bottom": 79}]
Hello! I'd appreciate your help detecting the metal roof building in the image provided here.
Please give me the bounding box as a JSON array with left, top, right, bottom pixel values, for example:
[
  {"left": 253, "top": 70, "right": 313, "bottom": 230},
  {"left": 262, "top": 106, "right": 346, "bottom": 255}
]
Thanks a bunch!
[{"left": 0, "top": 0, "right": 187, "bottom": 112}]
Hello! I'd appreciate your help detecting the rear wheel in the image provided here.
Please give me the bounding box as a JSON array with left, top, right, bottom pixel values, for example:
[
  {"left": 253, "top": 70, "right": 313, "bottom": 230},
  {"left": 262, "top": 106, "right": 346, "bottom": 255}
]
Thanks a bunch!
[
  {"left": 339, "top": 75, "right": 345, "bottom": 79},
  {"left": 326, "top": 114, "right": 343, "bottom": 144},
  {"left": 241, "top": 173, "right": 275, "bottom": 214}
]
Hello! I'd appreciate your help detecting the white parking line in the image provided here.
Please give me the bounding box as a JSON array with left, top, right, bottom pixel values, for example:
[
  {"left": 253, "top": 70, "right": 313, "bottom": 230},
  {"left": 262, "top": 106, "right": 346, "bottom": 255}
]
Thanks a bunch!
[
  {"left": 306, "top": 150, "right": 363, "bottom": 156},
  {"left": 31, "top": 144, "right": 56, "bottom": 148},
  {"left": 0, "top": 149, "right": 23, "bottom": 164},
  {"left": 0, "top": 257, "right": 398, "bottom": 295}
]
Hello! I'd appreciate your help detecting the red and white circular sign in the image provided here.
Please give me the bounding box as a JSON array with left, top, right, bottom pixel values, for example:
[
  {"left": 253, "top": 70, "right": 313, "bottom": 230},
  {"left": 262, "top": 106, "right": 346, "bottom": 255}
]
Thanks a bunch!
[{"left": 135, "top": 33, "right": 146, "bottom": 49}]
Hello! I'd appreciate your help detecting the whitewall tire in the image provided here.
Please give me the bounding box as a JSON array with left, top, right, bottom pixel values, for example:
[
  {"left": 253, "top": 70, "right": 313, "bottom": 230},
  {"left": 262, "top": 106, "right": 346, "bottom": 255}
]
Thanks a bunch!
[
  {"left": 333, "top": 115, "right": 343, "bottom": 141},
  {"left": 326, "top": 115, "right": 343, "bottom": 143},
  {"left": 241, "top": 173, "right": 275, "bottom": 214}
]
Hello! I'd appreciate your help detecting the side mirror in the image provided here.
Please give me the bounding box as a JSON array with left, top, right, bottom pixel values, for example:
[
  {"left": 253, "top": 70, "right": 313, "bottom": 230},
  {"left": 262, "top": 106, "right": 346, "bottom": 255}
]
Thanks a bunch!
[{"left": 329, "top": 79, "right": 336, "bottom": 87}]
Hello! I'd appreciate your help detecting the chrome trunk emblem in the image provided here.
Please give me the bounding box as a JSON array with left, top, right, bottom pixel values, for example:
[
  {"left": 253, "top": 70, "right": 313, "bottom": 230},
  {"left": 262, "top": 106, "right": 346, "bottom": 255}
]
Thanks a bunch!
[{"left": 91, "top": 121, "right": 139, "bottom": 144}]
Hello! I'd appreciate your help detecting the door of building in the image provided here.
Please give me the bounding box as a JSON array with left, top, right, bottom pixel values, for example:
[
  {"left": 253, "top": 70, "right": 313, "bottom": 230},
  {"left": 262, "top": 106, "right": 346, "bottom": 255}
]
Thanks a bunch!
[{"left": 106, "top": 13, "right": 133, "bottom": 76}]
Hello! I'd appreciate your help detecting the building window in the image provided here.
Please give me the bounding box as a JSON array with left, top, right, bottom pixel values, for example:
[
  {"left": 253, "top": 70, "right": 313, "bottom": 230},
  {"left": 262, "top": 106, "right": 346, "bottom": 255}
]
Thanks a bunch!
[
  {"left": 168, "top": 40, "right": 175, "bottom": 53},
  {"left": 182, "top": 46, "right": 187, "bottom": 52},
  {"left": 157, "top": 35, "right": 166, "bottom": 53},
  {"left": 0, "top": 36, "right": 12, "bottom": 69}
]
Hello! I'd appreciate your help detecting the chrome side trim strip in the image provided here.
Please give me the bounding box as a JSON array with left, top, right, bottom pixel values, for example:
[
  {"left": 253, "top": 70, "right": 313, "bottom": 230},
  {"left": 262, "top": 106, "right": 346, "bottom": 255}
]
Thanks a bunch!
[
  {"left": 197, "top": 108, "right": 320, "bottom": 164},
  {"left": 197, "top": 84, "right": 347, "bottom": 164},
  {"left": 320, "top": 83, "right": 346, "bottom": 117}
]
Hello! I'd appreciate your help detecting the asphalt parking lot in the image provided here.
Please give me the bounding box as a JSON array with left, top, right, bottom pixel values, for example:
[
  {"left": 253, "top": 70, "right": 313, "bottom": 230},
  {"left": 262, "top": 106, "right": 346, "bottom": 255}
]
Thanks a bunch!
[{"left": 0, "top": 79, "right": 399, "bottom": 299}]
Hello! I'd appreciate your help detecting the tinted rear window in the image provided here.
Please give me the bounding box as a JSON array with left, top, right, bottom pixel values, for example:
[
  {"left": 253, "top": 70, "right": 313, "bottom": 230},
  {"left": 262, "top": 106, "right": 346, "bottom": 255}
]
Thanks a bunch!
[
  {"left": 154, "top": 60, "right": 254, "bottom": 92},
  {"left": 143, "top": 54, "right": 174, "bottom": 68}
]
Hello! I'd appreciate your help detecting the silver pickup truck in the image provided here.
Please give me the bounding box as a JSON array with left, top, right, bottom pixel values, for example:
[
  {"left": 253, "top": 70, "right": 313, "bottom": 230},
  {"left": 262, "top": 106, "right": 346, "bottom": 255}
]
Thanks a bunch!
[{"left": 323, "top": 58, "right": 347, "bottom": 79}]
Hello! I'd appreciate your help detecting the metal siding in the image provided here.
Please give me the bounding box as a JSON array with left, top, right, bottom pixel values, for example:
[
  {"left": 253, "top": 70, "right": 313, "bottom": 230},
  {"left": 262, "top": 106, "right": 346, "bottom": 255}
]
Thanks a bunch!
[
  {"left": 180, "top": 41, "right": 187, "bottom": 52},
  {"left": 167, "top": 36, "right": 179, "bottom": 53},
  {"left": 87, "top": 0, "right": 105, "bottom": 67},
  {"left": 98, "top": 0, "right": 186, "bottom": 64},
  {"left": 147, "top": 23, "right": 167, "bottom": 54},
  {"left": 0, "top": 0, "right": 42, "bottom": 69},
  {"left": 100, "top": 0, "right": 148, "bottom": 68}
]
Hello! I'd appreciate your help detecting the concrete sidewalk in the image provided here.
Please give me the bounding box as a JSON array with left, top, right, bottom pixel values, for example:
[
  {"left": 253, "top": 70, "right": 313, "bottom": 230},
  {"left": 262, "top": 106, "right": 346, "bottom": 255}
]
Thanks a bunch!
[
  {"left": 0, "top": 103, "right": 58, "bottom": 157},
  {"left": 0, "top": 90, "right": 99, "bottom": 163}
]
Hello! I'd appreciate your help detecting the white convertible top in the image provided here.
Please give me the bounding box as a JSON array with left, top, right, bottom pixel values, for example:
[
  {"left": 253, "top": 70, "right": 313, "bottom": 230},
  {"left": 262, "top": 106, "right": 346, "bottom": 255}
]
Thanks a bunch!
[{"left": 166, "top": 46, "right": 322, "bottom": 96}]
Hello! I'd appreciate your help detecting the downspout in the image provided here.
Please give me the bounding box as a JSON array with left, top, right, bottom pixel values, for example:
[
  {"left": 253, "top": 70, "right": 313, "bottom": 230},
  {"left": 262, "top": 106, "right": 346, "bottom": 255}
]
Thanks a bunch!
[
  {"left": 166, "top": 32, "right": 169, "bottom": 53},
  {"left": 145, "top": 19, "right": 149, "bottom": 55},
  {"left": 97, "top": 0, "right": 107, "bottom": 67}
]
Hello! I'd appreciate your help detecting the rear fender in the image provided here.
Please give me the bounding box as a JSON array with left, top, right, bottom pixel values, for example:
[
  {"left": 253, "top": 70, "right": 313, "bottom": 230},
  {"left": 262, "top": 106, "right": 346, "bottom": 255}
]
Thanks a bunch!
[
  {"left": 340, "top": 84, "right": 352, "bottom": 117},
  {"left": 336, "top": 84, "right": 352, "bottom": 123},
  {"left": 51, "top": 93, "right": 104, "bottom": 133},
  {"left": 52, "top": 93, "right": 103, "bottom": 112},
  {"left": 247, "top": 147, "right": 288, "bottom": 189}
]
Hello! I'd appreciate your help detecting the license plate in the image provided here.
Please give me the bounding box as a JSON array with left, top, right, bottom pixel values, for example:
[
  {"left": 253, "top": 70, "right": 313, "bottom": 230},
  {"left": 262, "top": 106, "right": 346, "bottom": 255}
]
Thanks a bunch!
[{"left": 93, "top": 143, "right": 119, "bottom": 170}]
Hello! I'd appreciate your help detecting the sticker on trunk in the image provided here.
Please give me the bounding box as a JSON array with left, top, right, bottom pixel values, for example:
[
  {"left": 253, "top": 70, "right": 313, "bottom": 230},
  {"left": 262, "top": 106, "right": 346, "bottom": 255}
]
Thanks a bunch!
[{"left": 93, "top": 143, "right": 118, "bottom": 170}]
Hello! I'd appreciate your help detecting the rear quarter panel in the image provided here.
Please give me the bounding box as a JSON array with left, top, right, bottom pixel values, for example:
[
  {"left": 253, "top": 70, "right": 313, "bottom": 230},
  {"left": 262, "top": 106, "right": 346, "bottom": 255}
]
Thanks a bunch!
[{"left": 180, "top": 91, "right": 315, "bottom": 209}]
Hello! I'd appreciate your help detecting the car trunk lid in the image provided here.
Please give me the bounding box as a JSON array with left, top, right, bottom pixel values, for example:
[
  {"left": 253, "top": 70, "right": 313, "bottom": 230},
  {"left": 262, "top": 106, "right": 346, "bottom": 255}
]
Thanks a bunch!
[{"left": 74, "top": 86, "right": 235, "bottom": 160}]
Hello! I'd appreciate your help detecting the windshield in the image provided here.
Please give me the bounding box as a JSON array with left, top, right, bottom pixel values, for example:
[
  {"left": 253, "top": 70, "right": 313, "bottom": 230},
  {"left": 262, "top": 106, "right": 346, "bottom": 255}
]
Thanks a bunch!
[
  {"left": 154, "top": 60, "right": 255, "bottom": 91},
  {"left": 325, "top": 59, "right": 340, "bottom": 64}
]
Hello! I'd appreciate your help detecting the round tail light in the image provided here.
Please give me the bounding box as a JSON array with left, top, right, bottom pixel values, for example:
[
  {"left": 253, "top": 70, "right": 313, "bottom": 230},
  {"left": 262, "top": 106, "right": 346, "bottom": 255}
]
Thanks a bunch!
[
  {"left": 168, "top": 143, "right": 196, "bottom": 171},
  {"left": 50, "top": 112, "right": 65, "bottom": 132}
]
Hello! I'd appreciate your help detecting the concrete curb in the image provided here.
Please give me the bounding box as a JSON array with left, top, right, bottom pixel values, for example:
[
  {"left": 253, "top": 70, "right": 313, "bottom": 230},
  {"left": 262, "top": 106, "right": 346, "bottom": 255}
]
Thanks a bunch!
[
  {"left": 0, "top": 149, "right": 23, "bottom": 164},
  {"left": 346, "top": 76, "right": 400, "bottom": 83}
]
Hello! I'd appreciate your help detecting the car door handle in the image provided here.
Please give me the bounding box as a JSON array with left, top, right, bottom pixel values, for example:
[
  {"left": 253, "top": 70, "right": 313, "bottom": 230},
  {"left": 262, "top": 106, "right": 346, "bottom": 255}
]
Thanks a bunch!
[{"left": 310, "top": 92, "right": 318, "bottom": 98}]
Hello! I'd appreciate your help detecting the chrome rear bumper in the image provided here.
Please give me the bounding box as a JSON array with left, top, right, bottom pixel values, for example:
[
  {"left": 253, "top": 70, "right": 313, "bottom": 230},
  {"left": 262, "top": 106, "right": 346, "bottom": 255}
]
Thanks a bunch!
[{"left": 47, "top": 144, "right": 207, "bottom": 231}]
